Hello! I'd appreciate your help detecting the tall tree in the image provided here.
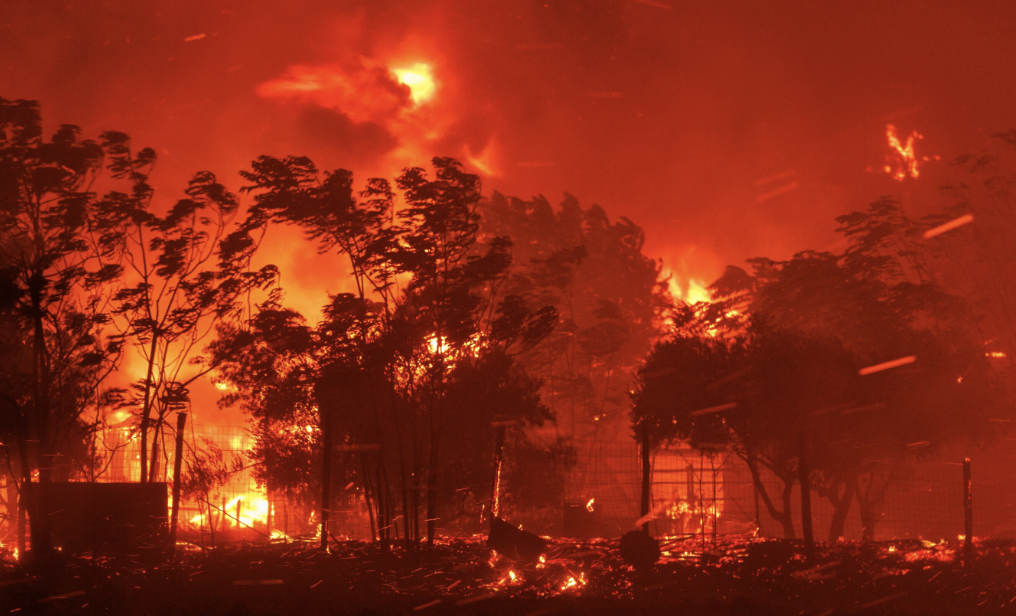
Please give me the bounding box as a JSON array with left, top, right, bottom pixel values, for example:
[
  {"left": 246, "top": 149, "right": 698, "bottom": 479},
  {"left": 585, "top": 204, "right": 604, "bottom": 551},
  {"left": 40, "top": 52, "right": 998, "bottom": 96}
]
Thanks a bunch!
[
  {"left": 0, "top": 98, "right": 126, "bottom": 552},
  {"left": 477, "top": 192, "right": 669, "bottom": 436},
  {"left": 96, "top": 133, "right": 276, "bottom": 482},
  {"left": 235, "top": 156, "right": 557, "bottom": 545}
]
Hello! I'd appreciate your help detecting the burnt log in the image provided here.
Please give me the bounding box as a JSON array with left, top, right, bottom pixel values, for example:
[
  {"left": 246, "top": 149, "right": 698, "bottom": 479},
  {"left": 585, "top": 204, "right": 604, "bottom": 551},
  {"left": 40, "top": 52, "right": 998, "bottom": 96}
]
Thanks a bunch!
[
  {"left": 620, "top": 530, "right": 660, "bottom": 569},
  {"left": 487, "top": 516, "right": 546, "bottom": 562}
]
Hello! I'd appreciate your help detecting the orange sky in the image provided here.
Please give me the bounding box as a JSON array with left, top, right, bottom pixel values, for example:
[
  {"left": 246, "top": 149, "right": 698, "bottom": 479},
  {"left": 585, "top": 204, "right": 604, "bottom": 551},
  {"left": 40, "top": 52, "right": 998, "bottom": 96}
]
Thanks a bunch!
[{"left": 3, "top": 0, "right": 1014, "bottom": 423}]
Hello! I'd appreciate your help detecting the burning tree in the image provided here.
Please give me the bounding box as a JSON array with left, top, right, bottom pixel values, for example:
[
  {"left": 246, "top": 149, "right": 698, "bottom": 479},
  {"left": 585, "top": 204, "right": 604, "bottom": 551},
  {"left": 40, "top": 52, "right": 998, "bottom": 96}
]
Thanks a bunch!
[
  {"left": 477, "top": 193, "right": 670, "bottom": 435},
  {"left": 631, "top": 321, "right": 855, "bottom": 539},
  {"left": 641, "top": 194, "right": 1010, "bottom": 540},
  {"left": 218, "top": 156, "right": 560, "bottom": 547},
  {"left": 95, "top": 134, "right": 277, "bottom": 484}
]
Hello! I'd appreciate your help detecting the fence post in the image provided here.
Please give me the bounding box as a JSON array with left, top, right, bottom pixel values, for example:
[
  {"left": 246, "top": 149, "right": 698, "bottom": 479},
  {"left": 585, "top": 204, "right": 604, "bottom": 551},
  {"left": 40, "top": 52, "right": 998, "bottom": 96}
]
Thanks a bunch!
[
  {"left": 640, "top": 422, "right": 651, "bottom": 534},
  {"left": 320, "top": 410, "right": 333, "bottom": 551},
  {"left": 169, "top": 412, "right": 187, "bottom": 552},
  {"left": 963, "top": 457, "right": 973, "bottom": 560},
  {"left": 798, "top": 431, "right": 815, "bottom": 561}
]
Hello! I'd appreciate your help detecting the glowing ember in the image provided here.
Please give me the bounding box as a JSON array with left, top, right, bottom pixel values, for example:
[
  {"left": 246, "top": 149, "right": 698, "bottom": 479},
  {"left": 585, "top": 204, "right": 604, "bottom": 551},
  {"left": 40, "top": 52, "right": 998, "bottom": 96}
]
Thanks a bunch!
[
  {"left": 883, "top": 124, "right": 938, "bottom": 181},
  {"left": 586, "top": 498, "right": 595, "bottom": 513},
  {"left": 560, "top": 572, "right": 587, "bottom": 592}
]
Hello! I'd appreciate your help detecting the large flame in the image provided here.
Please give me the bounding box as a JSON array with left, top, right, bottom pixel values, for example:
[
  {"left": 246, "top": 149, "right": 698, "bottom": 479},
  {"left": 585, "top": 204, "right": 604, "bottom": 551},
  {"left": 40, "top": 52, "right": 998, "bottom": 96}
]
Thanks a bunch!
[
  {"left": 391, "top": 63, "right": 436, "bottom": 106},
  {"left": 883, "top": 124, "right": 938, "bottom": 181}
]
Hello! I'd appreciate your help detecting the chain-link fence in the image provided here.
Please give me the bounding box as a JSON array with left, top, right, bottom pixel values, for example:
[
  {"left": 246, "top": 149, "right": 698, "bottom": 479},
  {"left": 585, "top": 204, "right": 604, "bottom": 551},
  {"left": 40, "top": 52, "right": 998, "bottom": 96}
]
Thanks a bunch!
[
  {"left": 3, "top": 424, "right": 1011, "bottom": 549},
  {"left": 549, "top": 436, "right": 1016, "bottom": 543}
]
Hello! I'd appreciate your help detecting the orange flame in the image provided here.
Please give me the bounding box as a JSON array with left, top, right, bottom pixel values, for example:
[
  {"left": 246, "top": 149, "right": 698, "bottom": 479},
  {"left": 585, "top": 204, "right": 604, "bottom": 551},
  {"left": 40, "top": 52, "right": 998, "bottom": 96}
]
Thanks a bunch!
[{"left": 884, "top": 124, "right": 938, "bottom": 181}]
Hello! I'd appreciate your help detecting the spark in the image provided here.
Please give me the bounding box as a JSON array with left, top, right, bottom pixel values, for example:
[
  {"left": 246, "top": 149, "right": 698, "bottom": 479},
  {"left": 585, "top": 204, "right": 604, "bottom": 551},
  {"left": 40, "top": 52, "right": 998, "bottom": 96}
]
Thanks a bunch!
[
  {"left": 392, "top": 63, "right": 435, "bottom": 106},
  {"left": 689, "top": 402, "right": 737, "bottom": 417},
  {"left": 859, "top": 355, "right": 916, "bottom": 375},
  {"left": 756, "top": 181, "right": 799, "bottom": 203},
  {"left": 414, "top": 600, "right": 441, "bottom": 611},
  {"left": 986, "top": 351, "right": 1007, "bottom": 358},
  {"left": 924, "top": 214, "right": 974, "bottom": 239},
  {"left": 586, "top": 498, "right": 595, "bottom": 513},
  {"left": 184, "top": 33, "right": 207, "bottom": 42},
  {"left": 627, "top": 0, "right": 673, "bottom": 9},
  {"left": 754, "top": 169, "right": 796, "bottom": 187}
]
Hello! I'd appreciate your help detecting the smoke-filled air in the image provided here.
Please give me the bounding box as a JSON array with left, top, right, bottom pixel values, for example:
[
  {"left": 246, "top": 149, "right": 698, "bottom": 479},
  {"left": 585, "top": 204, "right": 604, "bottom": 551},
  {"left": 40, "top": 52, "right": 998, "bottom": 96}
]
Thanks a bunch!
[{"left": 1, "top": 1, "right": 1016, "bottom": 614}]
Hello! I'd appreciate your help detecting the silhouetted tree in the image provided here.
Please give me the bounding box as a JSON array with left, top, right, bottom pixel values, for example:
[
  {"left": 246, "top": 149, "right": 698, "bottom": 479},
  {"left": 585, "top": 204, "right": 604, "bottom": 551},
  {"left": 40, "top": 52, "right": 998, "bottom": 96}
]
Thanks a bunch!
[
  {"left": 478, "top": 193, "right": 669, "bottom": 437},
  {"left": 95, "top": 134, "right": 277, "bottom": 484},
  {"left": 0, "top": 98, "right": 127, "bottom": 553},
  {"left": 691, "top": 196, "right": 1008, "bottom": 540},
  {"left": 233, "top": 157, "right": 558, "bottom": 547}
]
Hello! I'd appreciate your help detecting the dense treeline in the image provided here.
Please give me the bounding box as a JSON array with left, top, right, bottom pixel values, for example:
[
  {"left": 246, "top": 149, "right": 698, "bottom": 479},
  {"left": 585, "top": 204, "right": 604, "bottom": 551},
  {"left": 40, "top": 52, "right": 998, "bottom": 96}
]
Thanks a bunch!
[
  {"left": 632, "top": 133, "right": 1016, "bottom": 541},
  {"left": 0, "top": 98, "right": 669, "bottom": 555}
]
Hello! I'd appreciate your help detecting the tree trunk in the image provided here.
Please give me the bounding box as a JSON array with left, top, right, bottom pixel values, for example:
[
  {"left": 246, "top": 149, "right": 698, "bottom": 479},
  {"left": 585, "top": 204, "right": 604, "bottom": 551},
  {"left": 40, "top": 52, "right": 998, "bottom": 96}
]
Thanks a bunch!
[
  {"left": 425, "top": 439, "right": 439, "bottom": 545},
  {"left": 826, "top": 480, "right": 855, "bottom": 541},
  {"left": 779, "top": 479, "right": 796, "bottom": 540},
  {"left": 169, "top": 413, "right": 187, "bottom": 551},
  {"left": 742, "top": 452, "right": 794, "bottom": 539},
  {"left": 640, "top": 422, "right": 651, "bottom": 533},
  {"left": 798, "top": 432, "right": 814, "bottom": 560},
  {"left": 859, "top": 504, "right": 876, "bottom": 542},
  {"left": 27, "top": 273, "right": 53, "bottom": 554},
  {"left": 138, "top": 334, "right": 159, "bottom": 483},
  {"left": 360, "top": 453, "right": 377, "bottom": 542},
  {"left": 17, "top": 488, "right": 26, "bottom": 555},
  {"left": 148, "top": 424, "right": 161, "bottom": 483}
]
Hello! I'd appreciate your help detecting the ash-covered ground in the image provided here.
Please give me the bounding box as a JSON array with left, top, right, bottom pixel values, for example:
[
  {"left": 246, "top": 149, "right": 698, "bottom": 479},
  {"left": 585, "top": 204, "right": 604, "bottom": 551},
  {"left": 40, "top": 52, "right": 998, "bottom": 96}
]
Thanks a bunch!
[{"left": 2, "top": 536, "right": 1015, "bottom": 615}]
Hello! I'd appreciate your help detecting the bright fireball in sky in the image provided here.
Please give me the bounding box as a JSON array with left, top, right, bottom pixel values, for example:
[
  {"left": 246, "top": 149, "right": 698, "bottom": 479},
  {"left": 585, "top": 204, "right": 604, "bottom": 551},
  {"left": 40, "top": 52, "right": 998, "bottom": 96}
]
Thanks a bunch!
[{"left": 392, "top": 63, "right": 435, "bottom": 106}]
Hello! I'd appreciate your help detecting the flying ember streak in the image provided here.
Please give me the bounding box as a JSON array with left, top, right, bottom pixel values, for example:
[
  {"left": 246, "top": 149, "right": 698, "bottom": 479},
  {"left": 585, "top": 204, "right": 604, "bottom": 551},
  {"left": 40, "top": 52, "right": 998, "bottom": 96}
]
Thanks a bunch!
[
  {"left": 924, "top": 214, "right": 974, "bottom": 239},
  {"left": 859, "top": 355, "right": 917, "bottom": 375},
  {"left": 586, "top": 498, "right": 595, "bottom": 513},
  {"left": 689, "top": 402, "right": 737, "bottom": 417}
]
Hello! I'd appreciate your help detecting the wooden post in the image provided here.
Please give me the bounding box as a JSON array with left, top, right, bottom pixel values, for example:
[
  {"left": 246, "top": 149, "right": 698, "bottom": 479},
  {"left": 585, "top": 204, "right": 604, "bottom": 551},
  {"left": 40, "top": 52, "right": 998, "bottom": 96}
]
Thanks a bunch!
[
  {"left": 963, "top": 457, "right": 973, "bottom": 560},
  {"left": 798, "top": 432, "right": 815, "bottom": 561},
  {"left": 169, "top": 412, "right": 187, "bottom": 551},
  {"left": 640, "top": 422, "right": 651, "bottom": 534},
  {"left": 490, "top": 424, "right": 507, "bottom": 525},
  {"left": 320, "top": 410, "right": 333, "bottom": 551}
]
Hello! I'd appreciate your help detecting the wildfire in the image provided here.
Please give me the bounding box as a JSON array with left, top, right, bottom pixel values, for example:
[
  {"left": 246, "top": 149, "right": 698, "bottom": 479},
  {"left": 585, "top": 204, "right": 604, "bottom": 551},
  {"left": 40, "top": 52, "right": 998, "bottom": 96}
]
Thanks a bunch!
[
  {"left": 665, "top": 274, "right": 711, "bottom": 306},
  {"left": 883, "top": 124, "right": 939, "bottom": 181}
]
